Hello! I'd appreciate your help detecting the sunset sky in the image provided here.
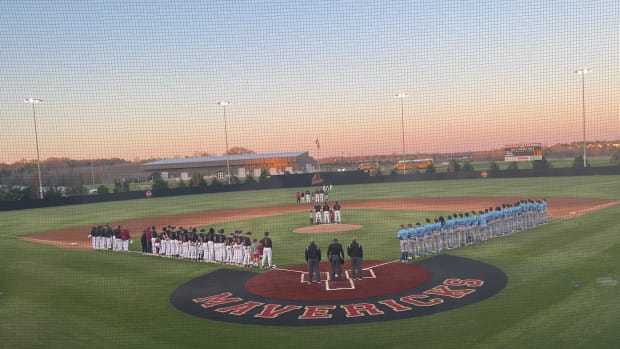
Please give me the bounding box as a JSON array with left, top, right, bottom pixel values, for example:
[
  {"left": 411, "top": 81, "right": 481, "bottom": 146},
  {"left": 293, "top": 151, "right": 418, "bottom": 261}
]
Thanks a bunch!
[{"left": 0, "top": 1, "right": 618, "bottom": 163}]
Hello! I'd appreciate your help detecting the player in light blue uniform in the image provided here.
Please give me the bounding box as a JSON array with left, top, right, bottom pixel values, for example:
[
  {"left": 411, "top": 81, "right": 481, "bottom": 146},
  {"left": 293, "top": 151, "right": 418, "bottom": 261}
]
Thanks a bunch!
[
  {"left": 422, "top": 218, "right": 434, "bottom": 255},
  {"left": 397, "top": 224, "right": 409, "bottom": 262},
  {"left": 412, "top": 222, "right": 424, "bottom": 257},
  {"left": 406, "top": 224, "right": 417, "bottom": 259}
]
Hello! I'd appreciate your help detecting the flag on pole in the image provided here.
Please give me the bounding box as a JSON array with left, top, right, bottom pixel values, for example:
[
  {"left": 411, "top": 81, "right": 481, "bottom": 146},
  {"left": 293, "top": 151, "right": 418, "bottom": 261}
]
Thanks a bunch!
[{"left": 315, "top": 137, "right": 320, "bottom": 149}]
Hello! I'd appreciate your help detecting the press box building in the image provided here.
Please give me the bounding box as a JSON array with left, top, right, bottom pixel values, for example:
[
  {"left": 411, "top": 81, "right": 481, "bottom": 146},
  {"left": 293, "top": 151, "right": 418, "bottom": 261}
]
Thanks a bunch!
[{"left": 141, "top": 151, "right": 317, "bottom": 181}]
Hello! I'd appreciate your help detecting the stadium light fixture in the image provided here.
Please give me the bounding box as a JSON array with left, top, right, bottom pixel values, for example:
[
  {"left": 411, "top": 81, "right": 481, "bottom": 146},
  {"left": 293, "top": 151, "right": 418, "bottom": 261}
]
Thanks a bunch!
[
  {"left": 24, "top": 98, "right": 44, "bottom": 199},
  {"left": 573, "top": 68, "right": 591, "bottom": 168},
  {"left": 217, "top": 101, "right": 232, "bottom": 184}
]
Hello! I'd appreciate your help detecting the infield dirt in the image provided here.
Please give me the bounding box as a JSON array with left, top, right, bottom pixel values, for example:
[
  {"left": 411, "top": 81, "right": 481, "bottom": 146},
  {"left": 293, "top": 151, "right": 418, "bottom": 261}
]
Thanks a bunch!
[{"left": 20, "top": 197, "right": 618, "bottom": 249}]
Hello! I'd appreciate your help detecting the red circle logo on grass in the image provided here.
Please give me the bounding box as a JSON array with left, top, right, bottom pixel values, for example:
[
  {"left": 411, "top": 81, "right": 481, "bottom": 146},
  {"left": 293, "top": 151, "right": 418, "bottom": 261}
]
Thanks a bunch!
[{"left": 170, "top": 255, "right": 507, "bottom": 326}]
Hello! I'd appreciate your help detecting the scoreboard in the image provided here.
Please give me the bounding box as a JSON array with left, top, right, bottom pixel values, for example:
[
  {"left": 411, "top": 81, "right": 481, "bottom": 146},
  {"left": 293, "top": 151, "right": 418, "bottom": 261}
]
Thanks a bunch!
[{"left": 504, "top": 143, "right": 543, "bottom": 162}]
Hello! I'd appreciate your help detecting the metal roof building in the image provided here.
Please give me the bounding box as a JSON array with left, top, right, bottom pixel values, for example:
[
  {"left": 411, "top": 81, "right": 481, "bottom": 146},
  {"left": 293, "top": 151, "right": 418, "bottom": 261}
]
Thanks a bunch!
[{"left": 141, "top": 151, "right": 317, "bottom": 181}]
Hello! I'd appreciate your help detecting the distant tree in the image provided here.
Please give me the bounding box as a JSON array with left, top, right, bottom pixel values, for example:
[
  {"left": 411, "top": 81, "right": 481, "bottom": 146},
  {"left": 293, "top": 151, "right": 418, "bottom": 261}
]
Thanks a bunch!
[
  {"left": 448, "top": 159, "right": 461, "bottom": 173},
  {"left": 113, "top": 178, "right": 131, "bottom": 193},
  {"left": 488, "top": 161, "right": 499, "bottom": 171},
  {"left": 97, "top": 184, "right": 109, "bottom": 194},
  {"left": 259, "top": 169, "right": 268, "bottom": 182},
  {"left": 425, "top": 164, "right": 436, "bottom": 174},
  {"left": 461, "top": 161, "right": 474, "bottom": 172},
  {"left": 192, "top": 151, "right": 214, "bottom": 157},
  {"left": 610, "top": 149, "right": 620, "bottom": 166},
  {"left": 189, "top": 173, "right": 207, "bottom": 188},
  {"left": 226, "top": 147, "right": 255, "bottom": 155},
  {"left": 390, "top": 168, "right": 398, "bottom": 176},
  {"left": 210, "top": 178, "right": 223, "bottom": 187},
  {"left": 69, "top": 185, "right": 87, "bottom": 196},
  {"left": 572, "top": 155, "right": 590, "bottom": 168},
  {"left": 532, "top": 156, "right": 551, "bottom": 170},
  {"left": 44, "top": 187, "right": 63, "bottom": 200},
  {"left": 506, "top": 162, "right": 519, "bottom": 171},
  {"left": 151, "top": 177, "right": 168, "bottom": 193},
  {"left": 113, "top": 179, "right": 122, "bottom": 193},
  {"left": 177, "top": 180, "right": 187, "bottom": 189},
  {"left": 0, "top": 186, "right": 28, "bottom": 201},
  {"left": 245, "top": 174, "right": 256, "bottom": 184}
]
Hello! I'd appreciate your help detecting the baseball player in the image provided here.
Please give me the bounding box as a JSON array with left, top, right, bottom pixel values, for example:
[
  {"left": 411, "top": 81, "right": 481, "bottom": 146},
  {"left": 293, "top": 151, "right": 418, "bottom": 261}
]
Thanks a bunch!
[
  {"left": 106, "top": 224, "right": 115, "bottom": 250},
  {"left": 314, "top": 203, "right": 322, "bottom": 224},
  {"left": 113, "top": 225, "right": 122, "bottom": 251},
  {"left": 89, "top": 225, "right": 97, "bottom": 250},
  {"left": 242, "top": 232, "right": 252, "bottom": 267},
  {"left": 225, "top": 233, "right": 234, "bottom": 264},
  {"left": 206, "top": 228, "right": 215, "bottom": 261},
  {"left": 406, "top": 224, "right": 416, "bottom": 258},
  {"left": 256, "top": 240, "right": 264, "bottom": 267},
  {"left": 322, "top": 202, "right": 331, "bottom": 224},
  {"left": 260, "top": 231, "right": 273, "bottom": 269},
  {"left": 397, "top": 224, "right": 409, "bottom": 262},
  {"left": 214, "top": 229, "right": 225, "bottom": 262},
  {"left": 251, "top": 239, "right": 259, "bottom": 267},
  {"left": 120, "top": 226, "right": 131, "bottom": 252},
  {"left": 423, "top": 218, "right": 434, "bottom": 255},
  {"left": 333, "top": 201, "right": 342, "bottom": 223},
  {"left": 413, "top": 222, "right": 424, "bottom": 257}
]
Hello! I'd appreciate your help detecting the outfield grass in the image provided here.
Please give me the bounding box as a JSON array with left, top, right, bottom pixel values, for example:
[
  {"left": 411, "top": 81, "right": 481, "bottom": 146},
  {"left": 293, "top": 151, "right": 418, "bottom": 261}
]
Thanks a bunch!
[
  {"left": 0, "top": 175, "right": 618, "bottom": 348},
  {"left": 1, "top": 175, "right": 619, "bottom": 239}
]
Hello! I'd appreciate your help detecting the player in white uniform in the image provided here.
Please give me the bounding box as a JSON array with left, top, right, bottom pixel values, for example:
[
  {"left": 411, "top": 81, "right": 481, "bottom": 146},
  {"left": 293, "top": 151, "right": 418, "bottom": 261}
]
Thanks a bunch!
[
  {"left": 260, "top": 232, "right": 273, "bottom": 269},
  {"left": 333, "top": 201, "right": 342, "bottom": 223},
  {"left": 322, "top": 203, "right": 331, "bottom": 224}
]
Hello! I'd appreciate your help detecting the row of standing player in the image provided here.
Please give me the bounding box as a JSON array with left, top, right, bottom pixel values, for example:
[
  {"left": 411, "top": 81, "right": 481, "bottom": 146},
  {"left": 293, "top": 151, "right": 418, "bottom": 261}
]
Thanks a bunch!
[
  {"left": 310, "top": 201, "right": 343, "bottom": 224},
  {"left": 397, "top": 199, "right": 548, "bottom": 261},
  {"left": 296, "top": 185, "right": 334, "bottom": 204},
  {"left": 141, "top": 226, "right": 275, "bottom": 269},
  {"left": 88, "top": 224, "right": 132, "bottom": 252}
]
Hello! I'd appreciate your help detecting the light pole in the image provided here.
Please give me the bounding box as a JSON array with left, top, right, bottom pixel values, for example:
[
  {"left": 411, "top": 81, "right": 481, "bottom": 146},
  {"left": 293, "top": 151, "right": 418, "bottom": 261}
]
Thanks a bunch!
[
  {"left": 573, "top": 68, "right": 591, "bottom": 168},
  {"left": 395, "top": 93, "right": 408, "bottom": 174},
  {"left": 217, "top": 101, "right": 232, "bottom": 184},
  {"left": 90, "top": 162, "right": 95, "bottom": 186},
  {"left": 24, "top": 98, "right": 44, "bottom": 199}
]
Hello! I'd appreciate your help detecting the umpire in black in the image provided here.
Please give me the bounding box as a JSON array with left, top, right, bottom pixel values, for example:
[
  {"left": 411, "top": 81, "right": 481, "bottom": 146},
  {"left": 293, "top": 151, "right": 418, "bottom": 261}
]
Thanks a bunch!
[
  {"left": 347, "top": 238, "right": 363, "bottom": 280},
  {"left": 305, "top": 240, "right": 321, "bottom": 284},
  {"left": 327, "top": 238, "right": 345, "bottom": 280}
]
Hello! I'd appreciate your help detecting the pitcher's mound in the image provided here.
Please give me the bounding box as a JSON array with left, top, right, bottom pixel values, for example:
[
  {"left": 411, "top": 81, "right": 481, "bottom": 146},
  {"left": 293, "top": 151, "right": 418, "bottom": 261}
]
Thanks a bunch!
[{"left": 294, "top": 224, "right": 363, "bottom": 234}]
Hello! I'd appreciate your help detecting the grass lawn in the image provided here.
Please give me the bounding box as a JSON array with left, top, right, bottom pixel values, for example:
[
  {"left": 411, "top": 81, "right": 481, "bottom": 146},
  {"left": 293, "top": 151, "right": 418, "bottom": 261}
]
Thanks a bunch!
[{"left": 0, "top": 175, "right": 618, "bottom": 348}]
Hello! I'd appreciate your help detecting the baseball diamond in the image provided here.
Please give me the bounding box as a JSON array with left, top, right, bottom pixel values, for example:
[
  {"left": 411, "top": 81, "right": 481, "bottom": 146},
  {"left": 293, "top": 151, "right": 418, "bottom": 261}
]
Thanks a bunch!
[
  {"left": 20, "top": 197, "right": 615, "bottom": 249},
  {"left": 3, "top": 175, "right": 620, "bottom": 348}
]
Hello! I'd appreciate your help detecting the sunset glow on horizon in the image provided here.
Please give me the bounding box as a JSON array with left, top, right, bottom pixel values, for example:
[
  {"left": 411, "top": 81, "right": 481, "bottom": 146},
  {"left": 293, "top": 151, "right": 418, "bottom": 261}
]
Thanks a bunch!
[{"left": 1, "top": 1, "right": 618, "bottom": 163}]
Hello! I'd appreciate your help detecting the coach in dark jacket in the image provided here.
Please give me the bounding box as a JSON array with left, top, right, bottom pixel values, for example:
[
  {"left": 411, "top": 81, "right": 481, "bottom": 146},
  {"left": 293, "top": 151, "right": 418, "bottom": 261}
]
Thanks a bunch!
[
  {"left": 347, "top": 238, "right": 363, "bottom": 280},
  {"left": 305, "top": 241, "right": 321, "bottom": 284}
]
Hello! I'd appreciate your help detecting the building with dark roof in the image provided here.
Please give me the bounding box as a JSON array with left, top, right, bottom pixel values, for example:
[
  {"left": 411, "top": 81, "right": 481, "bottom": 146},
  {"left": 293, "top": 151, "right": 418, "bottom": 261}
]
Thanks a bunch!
[{"left": 141, "top": 151, "right": 317, "bottom": 181}]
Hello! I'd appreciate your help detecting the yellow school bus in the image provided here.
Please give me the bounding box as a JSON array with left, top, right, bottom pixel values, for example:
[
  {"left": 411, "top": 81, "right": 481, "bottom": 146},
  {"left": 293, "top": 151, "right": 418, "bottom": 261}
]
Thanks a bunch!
[
  {"left": 358, "top": 162, "right": 380, "bottom": 171},
  {"left": 394, "top": 159, "right": 434, "bottom": 171}
]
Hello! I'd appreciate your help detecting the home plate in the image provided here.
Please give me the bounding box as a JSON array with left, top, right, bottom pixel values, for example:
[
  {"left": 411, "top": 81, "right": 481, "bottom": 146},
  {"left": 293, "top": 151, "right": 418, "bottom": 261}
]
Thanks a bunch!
[
  {"left": 71, "top": 242, "right": 78, "bottom": 245},
  {"left": 569, "top": 211, "right": 576, "bottom": 215}
]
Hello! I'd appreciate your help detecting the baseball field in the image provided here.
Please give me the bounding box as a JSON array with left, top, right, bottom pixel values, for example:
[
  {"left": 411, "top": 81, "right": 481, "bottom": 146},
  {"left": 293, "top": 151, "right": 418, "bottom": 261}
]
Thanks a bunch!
[{"left": 1, "top": 175, "right": 619, "bottom": 348}]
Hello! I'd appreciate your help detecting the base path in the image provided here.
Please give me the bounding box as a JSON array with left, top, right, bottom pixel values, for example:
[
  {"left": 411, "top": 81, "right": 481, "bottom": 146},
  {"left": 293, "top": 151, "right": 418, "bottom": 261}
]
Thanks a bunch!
[{"left": 20, "top": 197, "right": 618, "bottom": 249}]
